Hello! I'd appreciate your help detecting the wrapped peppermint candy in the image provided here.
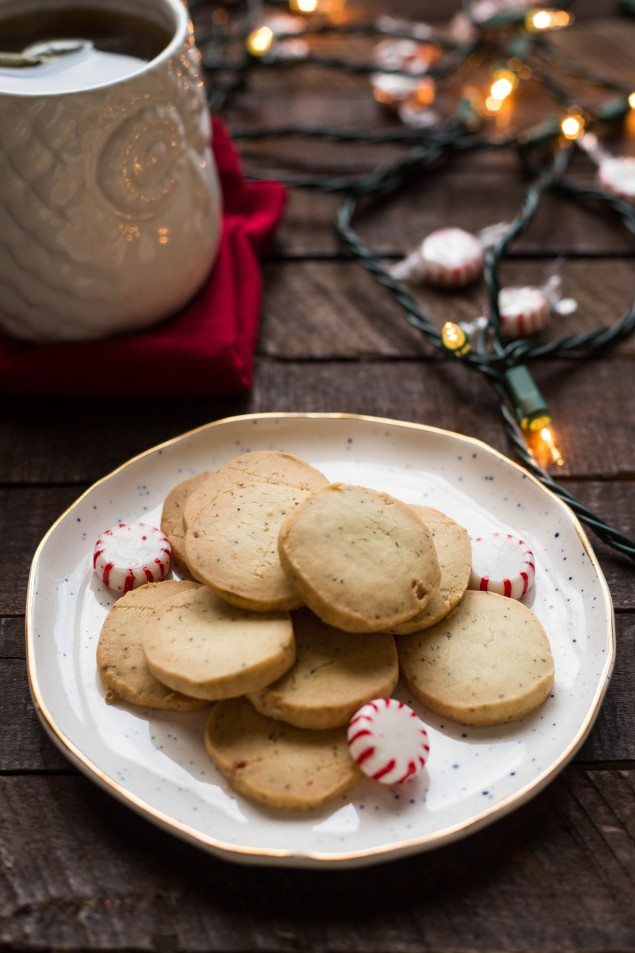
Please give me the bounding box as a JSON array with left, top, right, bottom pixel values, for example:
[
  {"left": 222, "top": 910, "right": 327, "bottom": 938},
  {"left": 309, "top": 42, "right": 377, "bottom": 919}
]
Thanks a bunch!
[
  {"left": 470, "top": 0, "right": 533, "bottom": 24},
  {"left": 371, "top": 72, "right": 434, "bottom": 109},
  {"left": 371, "top": 33, "right": 439, "bottom": 113},
  {"left": 597, "top": 156, "right": 635, "bottom": 203},
  {"left": 373, "top": 37, "right": 440, "bottom": 72},
  {"left": 375, "top": 16, "right": 435, "bottom": 41},
  {"left": 578, "top": 132, "right": 635, "bottom": 204},
  {"left": 389, "top": 223, "right": 509, "bottom": 288},
  {"left": 398, "top": 101, "right": 439, "bottom": 129},
  {"left": 498, "top": 273, "right": 577, "bottom": 339}
]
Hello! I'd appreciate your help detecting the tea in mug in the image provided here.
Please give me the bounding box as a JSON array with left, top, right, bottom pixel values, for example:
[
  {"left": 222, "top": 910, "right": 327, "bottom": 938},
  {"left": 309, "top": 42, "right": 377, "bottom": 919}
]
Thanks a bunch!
[
  {"left": 0, "top": 6, "right": 171, "bottom": 60},
  {"left": 0, "top": 5, "right": 173, "bottom": 91}
]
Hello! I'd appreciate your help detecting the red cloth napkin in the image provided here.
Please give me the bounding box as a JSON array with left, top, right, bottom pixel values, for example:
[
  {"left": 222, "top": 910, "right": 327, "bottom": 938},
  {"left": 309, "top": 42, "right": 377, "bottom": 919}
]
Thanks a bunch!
[{"left": 0, "top": 119, "right": 285, "bottom": 397}]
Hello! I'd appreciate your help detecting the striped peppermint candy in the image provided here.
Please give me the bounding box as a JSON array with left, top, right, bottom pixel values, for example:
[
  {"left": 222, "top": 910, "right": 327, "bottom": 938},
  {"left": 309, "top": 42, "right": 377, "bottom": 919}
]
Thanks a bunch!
[
  {"left": 499, "top": 285, "right": 550, "bottom": 339},
  {"left": 420, "top": 228, "right": 484, "bottom": 288},
  {"left": 93, "top": 522, "right": 171, "bottom": 595},
  {"left": 347, "top": 698, "right": 430, "bottom": 785},
  {"left": 596, "top": 157, "right": 635, "bottom": 203},
  {"left": 469, "top": 531, "right": 535, "bottom": 600}
]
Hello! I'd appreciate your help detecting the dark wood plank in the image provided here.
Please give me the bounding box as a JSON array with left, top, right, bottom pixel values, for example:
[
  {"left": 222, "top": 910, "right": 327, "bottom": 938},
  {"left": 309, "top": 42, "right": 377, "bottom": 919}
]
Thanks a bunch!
[
  {"left": 0, "top": 770, "right": 632, "bottom": 950},
  {"left": 577, "top": 615, "right": 635, "bottom": 764},
  {"left": 0, "top": 617, "right": 23, "bottom": 658},
  {"left": 274, "top": 169, "right": 635, "bottom": 257},
  {"left": 0, "top": 659, "right": 68, "bottom": 772},
  {"left": 224, "top": 15, "right": 635, "bottom": 174},
  {"left": 259, "top": 259, "right": 635, "bottom": 358},
  {"left": 220, "top": 19, "right": 635, "bottom": 99},
  {"left": 2, "top": 614, "right": 631, "bottom": 772},
  {"left": 227, "top": 103, "right": 633, "bottom": 178},
  {"left": 349, "top": 0, "right": 625, "bottom": 19},
  {"left": 0, "top": 485, "right": 85, "bottom": 615},
  {"left": 1, "top": 360, "right": 634, "bottom": 486}
]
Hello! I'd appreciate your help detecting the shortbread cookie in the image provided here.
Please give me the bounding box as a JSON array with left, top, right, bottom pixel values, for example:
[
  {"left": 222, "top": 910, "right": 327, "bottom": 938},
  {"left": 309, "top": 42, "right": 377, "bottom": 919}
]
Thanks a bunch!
[
  {"left": 185, "top": 482, "right": 311, "bottom": 611},
  {"left": 249, "top": 610, "right": 399, "bottom": 729},
  {"left": 183, "top": 451, "right": 327, "bottom": 529},
  {"left": 205, "top": 698, "right": 361, "bottom": 810},
  {"left": 97, "top": 580, "right": 206, "bottom": 710},
  {"left": 142, "top": 585, "right": 295, "bottom": 699},
  {"left": 399, "top": 590, "right": 554, "bottom": 726},
  {"left": 161, "top": 471, "right": 211, "bottom": 574},
  {"left": 390, "top": 506, "right": 471, "bottom": 634},
  {"left": 278, "top": 483, "right": 441, "bottom": 633}
]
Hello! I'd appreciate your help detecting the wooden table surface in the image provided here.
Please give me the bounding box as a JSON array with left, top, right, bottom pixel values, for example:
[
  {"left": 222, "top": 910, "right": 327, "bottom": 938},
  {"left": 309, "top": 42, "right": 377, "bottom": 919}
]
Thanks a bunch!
[{"left": 1, "top": 1, "right": 634, "bottom": 949}]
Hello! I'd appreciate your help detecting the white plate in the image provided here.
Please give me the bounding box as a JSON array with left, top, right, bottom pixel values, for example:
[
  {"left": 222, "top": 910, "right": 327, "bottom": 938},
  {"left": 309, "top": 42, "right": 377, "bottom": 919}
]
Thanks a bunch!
[{"left": 27, "top": 414, "right": 614, "bottom": 868}]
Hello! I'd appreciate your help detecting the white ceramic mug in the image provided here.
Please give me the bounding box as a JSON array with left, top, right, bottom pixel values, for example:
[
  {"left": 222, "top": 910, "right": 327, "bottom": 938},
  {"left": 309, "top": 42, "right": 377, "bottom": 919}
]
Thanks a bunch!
[{"left": 0, "top": 0, "right": 222, "bottom": 342}]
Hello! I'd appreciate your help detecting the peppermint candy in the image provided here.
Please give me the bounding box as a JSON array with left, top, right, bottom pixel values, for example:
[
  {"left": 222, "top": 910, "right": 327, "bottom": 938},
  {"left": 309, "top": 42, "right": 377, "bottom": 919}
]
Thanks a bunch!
[
  {"left": 391, "top": 227, "right": 484, "bottom": 287},
  {"left": 93, "top": 522, "right": 172, "bottom": 595},
  {"left": 370, "top": 72, "right": 427, "bottom": 108},
  {"left": 347, "top": 698, "right": 430, "bottom": 785},
  {"left": 469, "top": 531, "right": 535, "bottom": 600},
  {"left": 421, "top": 228, "right": 484, "bottom": 287},
  {"left": 498, "top": 285, "right": 551, "bottom": 339},
  {"left": 597, "top": 157, "right": 635, "bottom": 203}
]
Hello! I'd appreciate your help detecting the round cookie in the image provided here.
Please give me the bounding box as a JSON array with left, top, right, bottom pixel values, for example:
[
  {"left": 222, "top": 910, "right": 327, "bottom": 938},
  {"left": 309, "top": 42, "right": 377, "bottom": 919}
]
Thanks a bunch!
[
  {"left": 97, "top": 580, "right": 207, "bottom": 710},
  {"left": 398, "top": 590, "right": 554, "bottom": 726},
  {"left": 142, "top": 585, "right": 295, "bottom": 700},
  {"left": 161, "top": 471, "right": 211, "bottom": 575},
  {"left": 183, "top": 451, "right": 327, "bottom": 530},
  {"left": 390, "top": 506, "right": 471, "bottom": 635},
  {"left": 249, "top": 609, "right": 399, "bottom": 729},
  {"left": 205, "top": 698, "right": 361, "bottom": 810},
  {"left": 185, "top": 482, "right": 311, "bottom": 611},
  {"left": 278, "top": 483, "right": 441, "bottom": 633}
]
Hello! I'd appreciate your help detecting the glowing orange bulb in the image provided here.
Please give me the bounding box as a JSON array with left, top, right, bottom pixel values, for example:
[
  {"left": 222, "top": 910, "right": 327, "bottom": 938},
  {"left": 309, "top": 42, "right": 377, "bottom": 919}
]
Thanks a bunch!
[
  {"left": 540, "top": 426, "right": 564, "bottom": 466},
  {"left": 290, "top": 0, "right": 345, "bottom": 13},
  {"left": 485, "top": 95, "right": 503, "bottom": 113},
  {"left": 490, "top": 76, "right": 514, "bottom": 101},
  {"left": 526, "top": 8, "right": 573, "bottom": 31},
  {"left": 524, "top": 416, "right": 564, "bottom": 468},
  {"left": 561, "top": 112, "right": 586, "bottom": 140},
  {"left": 484, "top": 70, "right": 517, "bottom": 114},
  {"left": 246, "top": 26, "right": 274, "bottom": 56},
  {"left": 441, "top": 322, "right": 471, "bottom": 357},
  {"left": 290, "top": 0, "right": 318, "bottom": 11}
]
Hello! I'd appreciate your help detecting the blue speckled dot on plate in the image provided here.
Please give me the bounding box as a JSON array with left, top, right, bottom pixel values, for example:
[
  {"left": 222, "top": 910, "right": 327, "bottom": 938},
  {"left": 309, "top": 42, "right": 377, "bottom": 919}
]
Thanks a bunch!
[{"left": 26, "top": 414, "right": 614, "bottom": 869}]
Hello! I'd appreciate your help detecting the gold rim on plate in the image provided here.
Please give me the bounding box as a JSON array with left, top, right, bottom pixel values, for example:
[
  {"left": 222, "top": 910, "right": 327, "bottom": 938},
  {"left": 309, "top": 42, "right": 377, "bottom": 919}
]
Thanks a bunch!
[{"left": 25, "top": 413, "right": 615, "bottom": 867}]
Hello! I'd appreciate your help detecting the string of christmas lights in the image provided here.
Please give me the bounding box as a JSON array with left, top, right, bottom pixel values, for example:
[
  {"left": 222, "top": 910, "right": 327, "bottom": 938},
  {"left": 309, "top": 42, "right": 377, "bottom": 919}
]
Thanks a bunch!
[{"left": 198, "top": 0, "right": 635, "bottom": 561}]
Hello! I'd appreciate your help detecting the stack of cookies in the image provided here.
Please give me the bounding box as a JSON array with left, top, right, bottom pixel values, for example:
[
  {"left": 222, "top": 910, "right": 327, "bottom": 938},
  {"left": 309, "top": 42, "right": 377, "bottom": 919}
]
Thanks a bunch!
[{"left": 97, "top": 451, "right": 554, "bottom": 811}]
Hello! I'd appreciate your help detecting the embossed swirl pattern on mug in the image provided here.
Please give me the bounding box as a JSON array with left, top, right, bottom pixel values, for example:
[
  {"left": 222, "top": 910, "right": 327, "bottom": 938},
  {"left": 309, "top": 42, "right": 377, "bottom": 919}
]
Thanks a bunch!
[{"left": 98, "top": 102, "right": 186, "bottom": 217}]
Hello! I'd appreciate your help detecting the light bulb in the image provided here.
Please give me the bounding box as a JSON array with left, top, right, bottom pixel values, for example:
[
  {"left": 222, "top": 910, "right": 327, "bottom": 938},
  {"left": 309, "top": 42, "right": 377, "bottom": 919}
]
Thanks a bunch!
[
  {"left": 522, "top": 414, "right": 564, "bottom": 468},
  {"left": 485, "top": 69, "right": 517, "bottom": 114},
  {"left": 441, "top": 322, "right": 471, "bottom": 357},
  {"left": 525, "top": 8, "right": 573, "bottom": 31},
  {"left": 560, "top": 112, "right": 586, "bottom": 140},
  {"left": 538, "top": 424, "right": 564, "bottom": 467},
  {"left": 490, "top": 76, "right": 514, "bottom": 101},
  {"left": 246, "top": 25, "right": 274, "bottom": 57},
  {"left": 629, "top": 91, "right": 635, "bottom": 110},
  {"left": 485, "top": 95, "right": 503, "bottom": 113}
]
